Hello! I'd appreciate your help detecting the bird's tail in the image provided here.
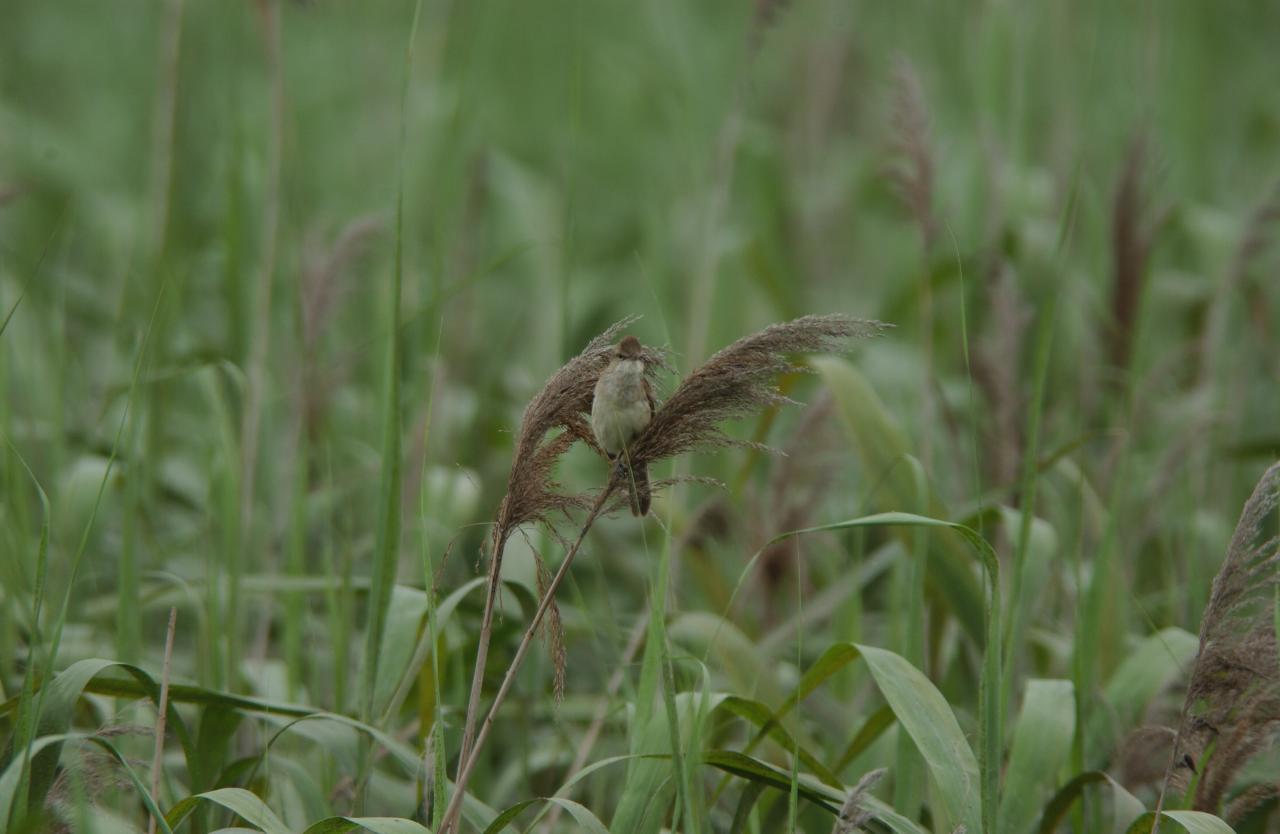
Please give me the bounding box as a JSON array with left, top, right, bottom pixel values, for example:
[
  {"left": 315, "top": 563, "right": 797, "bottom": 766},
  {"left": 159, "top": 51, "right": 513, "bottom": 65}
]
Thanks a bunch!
[{"left": 625, "top": 459, "right": 650, "bottom": 517}]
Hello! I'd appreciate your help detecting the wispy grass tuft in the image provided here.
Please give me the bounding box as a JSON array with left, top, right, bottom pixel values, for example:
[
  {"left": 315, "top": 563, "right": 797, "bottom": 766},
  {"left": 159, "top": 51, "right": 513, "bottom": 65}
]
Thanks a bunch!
[
  {"left": 830, "top": 767, "right": 886, "bottom": 834},
  {"left": 1156, "top": 461, "right": 1280, "bottom": 821},
  {"left": 629, "top": 315, "right": 887, "bottom": 469}
]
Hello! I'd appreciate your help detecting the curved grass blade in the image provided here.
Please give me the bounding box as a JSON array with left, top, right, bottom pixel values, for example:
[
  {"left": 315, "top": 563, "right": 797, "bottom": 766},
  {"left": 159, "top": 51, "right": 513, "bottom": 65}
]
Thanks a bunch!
[
  {"left": 832, "top": 704, "right": 895, "bottom": 772},
  {"left": 728, "top": 781, "right": 766, "bottom": 834},
  {"left": 713, "top": 695, "right": 842, "bottom": 787},
  {"left": 701, "top": 750, "right": 843, "bottom": 813},
  {"left": 165, "top": 788, "right": 289, "bottom": 834},
  {"left": 537, "top": 798, "right": 609, "bottom": 834},
  {"left": 300, "top": 817, "right": 434, "bottom": 834},
  {"left": 3, "top": 658, "right": 195, "bottom": 824},
  {"left": 0, "top": 733, "right": 173, "bottom": 834},
  {"left": 812, "top": 356, "right": 987, "bottom": 644},
  {"left": 1, "top": 444, "right": 49, "bottom": 832},
  {"left": 1037, "top": 770, "right": 1145, "bottom": 834},
  {"left": 770, "top": 511, "right": 1000, "bottom": 834},
  {"left": 1124, "top": 811, "right": 1236, "bottom": 834},
  {"left": 1085, "top": 627, "right": 1198, "bottom": 766},
  {"left": 859, "top": 645, "right": 981, "bottom": 834}
]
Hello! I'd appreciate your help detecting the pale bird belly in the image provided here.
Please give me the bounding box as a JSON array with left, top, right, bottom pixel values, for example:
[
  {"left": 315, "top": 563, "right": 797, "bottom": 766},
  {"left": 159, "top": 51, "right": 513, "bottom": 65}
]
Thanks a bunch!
[
  {"left": 592, "top": 399, "right": 650, "bottom": 455},
  {"left": 592, "top": 365, "right": 650, "bottom": 456}
]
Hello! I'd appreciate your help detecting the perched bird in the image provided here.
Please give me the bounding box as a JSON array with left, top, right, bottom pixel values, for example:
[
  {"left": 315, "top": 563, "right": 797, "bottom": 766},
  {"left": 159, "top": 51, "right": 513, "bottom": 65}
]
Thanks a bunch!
[{"left": 591, "top": 335, "right": 655, "bottom": 515}]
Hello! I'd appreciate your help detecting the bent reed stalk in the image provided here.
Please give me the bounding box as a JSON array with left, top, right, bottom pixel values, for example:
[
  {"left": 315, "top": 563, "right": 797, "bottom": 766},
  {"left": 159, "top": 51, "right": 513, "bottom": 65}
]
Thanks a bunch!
[
  {"left": 440, "top": 480, "right": 618, "bottom": 833},
  {"left": 451, "top": 319, "right": 644, "bottom": 786}
]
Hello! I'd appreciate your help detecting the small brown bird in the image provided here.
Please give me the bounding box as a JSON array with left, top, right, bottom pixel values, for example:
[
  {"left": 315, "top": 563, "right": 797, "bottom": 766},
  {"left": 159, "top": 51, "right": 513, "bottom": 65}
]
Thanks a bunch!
[{"left": 591, "top": 335, "right": 655, "bottom": 515}]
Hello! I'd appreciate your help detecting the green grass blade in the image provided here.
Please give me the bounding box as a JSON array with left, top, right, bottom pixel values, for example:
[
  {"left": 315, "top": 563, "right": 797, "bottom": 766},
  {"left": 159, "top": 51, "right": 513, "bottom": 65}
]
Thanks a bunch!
[
  {"left": 999, "top": 679, "right": 1075, "bottom": 834},
  {"left": 359, "top": 0, "right": 423, "bottom": 730},
  {"left": 0, "top": 733, "right": 173, "bottom": 834},
  {"left": 2, "top": 657, "right": 196, "bottom": 816},
  {"left": 1125, "top": 811, "right": 1237, "bottom": 834},
  {"left": 770, "top": 512, "right": 1000, "bottom": 834},
  {"left": 0, "top": 443, "right": 49, "bottom": 833},
  {"left": 812, "top": 356, "right": 987, "bottom": 645},
  {"left": 359, "top": 226, "right": 404, "bottom": 727},
  {"left": 859, "top": 645, "right": 981, "bottom": 834},
  {"left": 300, "top": 817, "right": 433, "bottom": 834},
  {"left": 728, "top": 781, "right": 765, "bottom": 834},
  {"left": 0, "top": 293, "right": 22, "bottom": 340},
  {"left": 1036, "top": 770, "right": 1146, "bottom": 833},
  {"left": 1003, "top": 297, "right": 1056, "bottom": 715},
  {"left": 699, "top": 750, "right": 842, "bottom": 814},
  {"left": 165, "top": 787, "right": 290, "bottom": 834},
  {"left": 893, "top": 454, "right": 928, "bottom": 819},
  {"left": 612, "top": 523, "right": 679, "bottom": 834}
]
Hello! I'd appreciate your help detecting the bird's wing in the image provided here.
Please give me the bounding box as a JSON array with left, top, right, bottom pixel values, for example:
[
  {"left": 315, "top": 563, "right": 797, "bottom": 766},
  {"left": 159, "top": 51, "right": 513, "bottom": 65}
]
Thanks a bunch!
[{"left": 644, "top": 376, "right": 657, "bottom": 417}]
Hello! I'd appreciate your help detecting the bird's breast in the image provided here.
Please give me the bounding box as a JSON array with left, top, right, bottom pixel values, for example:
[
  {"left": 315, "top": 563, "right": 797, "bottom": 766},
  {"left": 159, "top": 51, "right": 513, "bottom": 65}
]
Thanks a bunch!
[{"left": 592, "top": 361, "right": 651, "bottom": 455}]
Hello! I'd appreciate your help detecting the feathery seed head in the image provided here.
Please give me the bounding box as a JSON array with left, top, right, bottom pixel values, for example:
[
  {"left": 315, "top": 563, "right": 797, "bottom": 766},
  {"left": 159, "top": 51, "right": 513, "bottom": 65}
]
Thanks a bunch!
[{"left": 625, "top": 314, "right": 889, "bottom": 473}]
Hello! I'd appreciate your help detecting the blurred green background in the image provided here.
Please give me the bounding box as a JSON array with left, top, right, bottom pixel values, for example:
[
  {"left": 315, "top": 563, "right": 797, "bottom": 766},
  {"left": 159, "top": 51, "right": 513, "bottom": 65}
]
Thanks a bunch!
[{"left": 2, "top": 0, "right": 1279, "bottom": 831}]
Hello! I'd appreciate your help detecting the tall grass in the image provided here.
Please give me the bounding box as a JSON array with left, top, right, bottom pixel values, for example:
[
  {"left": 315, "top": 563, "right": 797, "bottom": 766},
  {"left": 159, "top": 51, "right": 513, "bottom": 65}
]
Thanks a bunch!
[{"left": 2, "top": 1, "right": 1279, "bottom": 833}]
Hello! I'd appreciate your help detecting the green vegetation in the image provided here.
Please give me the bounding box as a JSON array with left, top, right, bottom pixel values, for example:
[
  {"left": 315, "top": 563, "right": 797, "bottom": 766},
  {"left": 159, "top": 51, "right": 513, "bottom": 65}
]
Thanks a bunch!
[{"left": 2, "top": 1, "right": 1279, "bottom": 832}]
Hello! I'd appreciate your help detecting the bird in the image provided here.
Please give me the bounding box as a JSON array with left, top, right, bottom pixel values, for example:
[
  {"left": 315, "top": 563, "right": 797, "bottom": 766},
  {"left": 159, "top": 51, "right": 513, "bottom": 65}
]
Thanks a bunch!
[{"left": 591, "top": 335, "right": 655, "bottom": 516}]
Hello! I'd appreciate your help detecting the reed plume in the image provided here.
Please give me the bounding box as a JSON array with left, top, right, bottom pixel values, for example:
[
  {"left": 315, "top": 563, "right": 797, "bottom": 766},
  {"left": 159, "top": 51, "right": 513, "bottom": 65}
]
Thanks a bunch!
[
  {"left": 973, "top": 263, "right": 1031, "bottom": 490},
  {"left": 886, "top": 58, "right": 937, "bottom": 252},
  {"left": 441, "top": 313, "right": 886, "bottom": 833},
  {"left": 298, "top": 216, "right": 380, "bottom": 446},
  {"left": 831, "top": 767, "right": 886, "bottom": 834},
  {"left": 754, "top": 392, "right": 841, "bottom": 624},
  {"left": 455, "top": 316, "right": 661, "bottom": 772},
  {"left": 1107, "top": 134, "right": 1165, "bottom": 376},
  {"left": 1153, "top": 461, "right": 1280, "bottom": 823},
  {"left": 629, "top": 314, "right": 886, "bottom": 468}
]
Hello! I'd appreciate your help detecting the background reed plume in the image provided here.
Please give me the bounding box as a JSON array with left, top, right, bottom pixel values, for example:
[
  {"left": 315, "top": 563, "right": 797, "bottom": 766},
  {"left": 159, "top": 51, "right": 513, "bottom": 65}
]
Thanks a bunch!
[
  {"left": 1154, "top": 461, "right": 1280, "bottom": 822},
  {"left": 1107, "top": 134, "right": 1166, "bottom": 378}
]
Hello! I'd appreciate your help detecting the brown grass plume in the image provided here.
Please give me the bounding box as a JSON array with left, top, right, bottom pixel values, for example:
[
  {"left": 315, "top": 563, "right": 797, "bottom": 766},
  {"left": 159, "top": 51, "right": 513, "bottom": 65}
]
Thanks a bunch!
[
  {"left": 831, "top": 767, "right": 886, "bottom": 834},
  {"left": 1157, "top": 461, "right": 1280, "bottom": 816},
  {"left": 628, "top": 314, "right": 887, "bottom": 473}
]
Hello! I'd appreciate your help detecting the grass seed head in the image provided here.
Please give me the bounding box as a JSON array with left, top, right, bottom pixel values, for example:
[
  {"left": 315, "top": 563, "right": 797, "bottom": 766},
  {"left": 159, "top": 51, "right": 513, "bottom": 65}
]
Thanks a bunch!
[
  {"left": 1108, "top": 133, "right": 1163, "bottom": 374},
  {"left": 831, "top": 767, "right": 886, "bottom": 834},
  {"left": 626, "top": 314, "right": 888, "bottom": 477},
  {"left": 1166, "top": 461, "right": 1280, "bottom": 808}
]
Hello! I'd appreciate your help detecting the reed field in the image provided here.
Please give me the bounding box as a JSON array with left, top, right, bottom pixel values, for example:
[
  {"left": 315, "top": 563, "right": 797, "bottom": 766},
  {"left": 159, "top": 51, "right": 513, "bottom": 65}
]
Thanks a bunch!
[{"left": 3, "top": 1, "right": 1280, "bottom": 832}]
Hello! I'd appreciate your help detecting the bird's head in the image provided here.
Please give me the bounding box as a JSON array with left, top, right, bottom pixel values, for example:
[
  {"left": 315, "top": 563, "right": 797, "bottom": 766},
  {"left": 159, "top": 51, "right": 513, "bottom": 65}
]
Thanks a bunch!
[{"left": 615, "top": 336, "right": 644, "bottom": 361}]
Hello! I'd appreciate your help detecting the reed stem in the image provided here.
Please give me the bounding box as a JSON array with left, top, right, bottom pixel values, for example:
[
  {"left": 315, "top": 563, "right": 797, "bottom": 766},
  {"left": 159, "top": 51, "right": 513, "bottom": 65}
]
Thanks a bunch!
[{"left": 440, "top": 483, "right": 616, "bottom": 833}]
